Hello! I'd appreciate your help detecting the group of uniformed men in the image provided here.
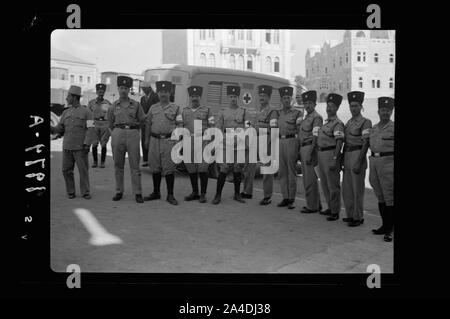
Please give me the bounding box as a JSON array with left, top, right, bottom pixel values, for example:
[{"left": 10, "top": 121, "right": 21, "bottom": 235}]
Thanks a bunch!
[{"left": 51, "top": 75, "right": 395, "bottom": 242}]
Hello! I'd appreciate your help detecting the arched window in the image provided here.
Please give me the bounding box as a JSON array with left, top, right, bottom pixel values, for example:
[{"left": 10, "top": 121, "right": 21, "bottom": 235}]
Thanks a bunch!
[
  {"left": 208, "top": 53, "right": 215, "bottom": 67},
  {"left": 357, "top": 52, "right": 361, "bottom": 62},
  {"left": 356, "top": 31, "right": 366, "bottom": 37},
  {"left": 372, "top": 79, "right": 376, "bottom": 88},
  {"left": 363, "top": 52, "right": 366, "bottom": 62},
  {"left": 237, "top": 55, "right": 244, "bottom": 70},
  {"left": 200, "top": 53, "right": 206, "bottom": 66},
  {"left": 274, "top": 57, "right": 280, "bottom": 73},
  {"left": 265, "top": 56, "right": 272, "bottom": 72},
  {"left": 229, "top": 54, "right": 236, "bottom": 69},
  {"left": 374, "top": 53, "right": 379, "bottom": 63},
  {"left": 209, "top": 29, "right": 215, "bottom": 40},
  {"left": 274, "top": 30, "right": 280, "bottom": 44},
  {"left": 377, "top": 79, "right": 381, "bottom": 88},
  {"left": 390, "top": 53, "right": 394, "bottom": 63},
  {"left": 247, "top": 55, "right": 253, "bottom": 71},
  {"left": 359, "top": 77, "right": 363, "bottom": 89},
  {"left": 389, "top": 77, "right": 394, "bottom": 89},
  {"left": 345, "top": 53, "right": 349, "bottom": 63}
]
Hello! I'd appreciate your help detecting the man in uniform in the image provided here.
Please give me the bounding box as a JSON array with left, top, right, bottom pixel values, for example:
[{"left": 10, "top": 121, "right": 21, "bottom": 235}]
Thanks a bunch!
[
  {"left": 212, "top": 85, "right": 249, "bottom": 205},
  {"left": 241, "top": 85, "right": 279, "bottom": 205},
  {"left": 107, "top": 76, "right": 145, "bottom": 203},
  {"left": 342, "top": 91, "right": 372, "bottom": 227},
  {"left": 276, "top": 86, "right": 302, "bottom": 209},
  {"left": 317, "top": 93, "right": 345, "bottom": 221},
  {"left": 50, "top": 85, "right": 95, "bottom": 199},
  {"left": 144, "top": 81, "right": 183, "bottom": 205},
  {"left": 88, "top": 83, "right": 112, "bottom": 168},
  {"left": 182, "top": 85, "right": 215, "bottom": 203},
  {"left": 298, "top": 90, "right": 323, "bottom": 213},
  {"left": 369, "top": 97, "right": 395, "bottom": 242},
  {"left": 140, "top": 81, "right": 159, "bottom": 167}
]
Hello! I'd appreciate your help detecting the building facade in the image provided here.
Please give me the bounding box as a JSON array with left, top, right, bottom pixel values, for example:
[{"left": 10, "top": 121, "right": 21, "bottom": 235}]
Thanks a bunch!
[
  {"left": 162, "top": 29, "right": 293, "bottom": 80},
  {"left": 51, "top": 47, "right": 98, "bottom": 92},
  {"left": 305, "top": 30, "right": 395, "bottom": 101}
]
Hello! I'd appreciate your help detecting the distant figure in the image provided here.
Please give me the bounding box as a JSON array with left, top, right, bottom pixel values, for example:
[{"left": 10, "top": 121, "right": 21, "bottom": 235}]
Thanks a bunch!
[
  {"left": 50, "top": 85, "right": 95, "bottom": 199},
  {"left": 342, "top": 91, "right": 372, "bottom": 227},
  {"left": 369, "top": 97, "right": 395, "bottom": 242},
  {"left": 317, "top": 93, "right": 345, "bottom": 222},
  {"left": 139, "top": 81, "right": 159, "bottom": 167},
  {"left": 107, "top": 76, "right": 146, "bottom": 203},
  {"left": 144, "top": 81, "right": 183, "bottom": 206},
  {"left": 88, "top": 83, "right": 112, "bottom": 168},
  {"left": 276, "top": 86, "right": 302, "bottom": 210}
]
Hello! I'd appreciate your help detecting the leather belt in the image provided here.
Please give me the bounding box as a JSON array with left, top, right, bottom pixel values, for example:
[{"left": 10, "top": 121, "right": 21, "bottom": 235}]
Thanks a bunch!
[
  {"left": 115, "top": 124, "right": 139, "bottom": 129},
  {"left": 151, "top": 132, "right": 172, "bottom": 139},
  {"left": 318, "top": 145, "right": 336, "bottom": 152},
  {"left": 280, "top": 134, "right": 296, "bottom": 139},
  {"left": 344, "top": 145, "right": 363, "bottom": 152},
  {"left": 371, "top": 151, "right": 394, "bottom": 157},
  {"left": 301, "top": 140, "right": 313, "bottom": 147}
]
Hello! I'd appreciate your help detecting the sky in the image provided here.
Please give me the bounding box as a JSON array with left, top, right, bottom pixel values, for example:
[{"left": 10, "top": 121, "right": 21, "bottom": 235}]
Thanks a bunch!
[{"left": 51, "top": 29, "right": 345, "bottom": 77}]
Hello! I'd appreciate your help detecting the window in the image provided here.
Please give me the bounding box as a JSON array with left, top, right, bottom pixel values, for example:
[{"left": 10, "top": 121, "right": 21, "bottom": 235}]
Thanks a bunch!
[
  {"left": 339, "top": 82, "right": 343, "bottom": 92},
  {"left": 238, "top": 30, "right": 244, "bottom": 41},
  {"left": 247, "top": 55, "right": 253, "bottom": 71},
  {"left": 265, "top": 56, "right": 272, "bottom": 72},
  {"left": 372, "top": 79, "right": 375, "bottom": 88},
  {"left": 79, "top": 75, "right": 83, "bottom": 84},
  {"left": 274, "top": 30, "right": 280, "bottom": 45},
  {"left": 209, "top": 29, "right": 215, "bottom": 40},
  {"left": 363, "top": 52, "right": 366, "bottom": 62},
  {"left": 377, "top": 80, "right": 381, "bottom": 88},
  {"left": 246, "top": 30, "right": 252, "bottom": 42},
  {"left": 208, "top": 53, "right": 215, "bottom": 67},
  {"left": 265, "top": 30, "right": 271, "bottom": 44},
  {"left": 237, "top": 55, "right": 244, "bottom": 70},
  {"left": 389, "top": 77, "right": 394, "bottom": 89},
  {"left": 105, "top": 77, "right": 110, "bottom": 85},
  {"left": 229, "top": 30, "right": 235, "bottom": 44},
  {"left": 339, "top": 56, "right": 342, "bottom": 66},
  {"left": 346, "top": 53, "right": 349, "bottom": 63},
  {"left": 357, "top": 51, "right": 361, "bottom": 62},
  {"left": 200, "top": 53, "right": 207, "bottom": 66},
  {"left": 61, "top": 73, "right": 65, "bottom": 81},
  {"left": 274, "top": 57, "right": 280, "bottom": 73},
  {"left": 229, "top": 54, "right": 236, "bottom": 69},
  {"left": 390, "top": 54, "right": 394, "bottom": 63},
  {"left": 87, "top": 76, "right": 91, "bottom": 84},
  {"left": 333, "top": 59, "right": 335, "bottom": 68},
  {"left": 200, "top": 29, "right": 206, "bottom": 40},
  {"left": 325, "top": 67, "right": 328, "bottom": 74},
  {"left": 359, "top": 77, "right": 363, "bottom": 88},
  {"left": 374, "top": 53, "right": 379, "bottom": 63},
  {"left": 356, "top": 31, "right": 365, "bottom": 37}
]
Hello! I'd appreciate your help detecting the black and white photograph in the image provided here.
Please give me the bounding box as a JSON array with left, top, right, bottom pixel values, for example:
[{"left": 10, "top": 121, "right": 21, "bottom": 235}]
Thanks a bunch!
[
  {"left": 15, "top": 2, "right": 448, "bottom": 302},
  {"left": 49, "top": 29, "right": 395, "bottom": 273}
]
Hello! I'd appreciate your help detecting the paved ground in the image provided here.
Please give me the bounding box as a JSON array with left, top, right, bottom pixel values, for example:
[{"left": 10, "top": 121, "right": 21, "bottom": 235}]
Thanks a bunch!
[{"left": 50, "top": 139, "right": 393, "bottom": 273}]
